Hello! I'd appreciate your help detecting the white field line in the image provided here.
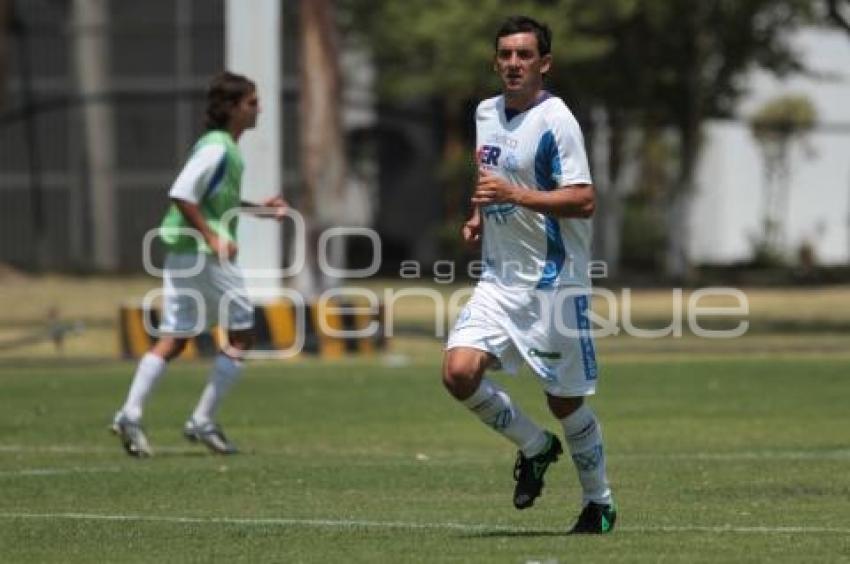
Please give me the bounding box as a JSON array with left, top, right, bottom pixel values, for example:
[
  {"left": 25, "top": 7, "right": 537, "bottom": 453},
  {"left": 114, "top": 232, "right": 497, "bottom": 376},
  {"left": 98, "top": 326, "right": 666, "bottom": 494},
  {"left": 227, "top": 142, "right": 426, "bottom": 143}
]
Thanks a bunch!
[
  {"left": 0, "top": 445, "right": 184, "bottom": 455},
  {"left": 1, "top": 444, "right": 850, "bottom": 461},
  {"left": 0, "top": 466, "right": 122, "bottom": 478},
  {"left": 0, "top": 512, "right": 848, "bottom": 536},
  {"left": 616, "top": 450, "right": 850, "bottom": 461}
]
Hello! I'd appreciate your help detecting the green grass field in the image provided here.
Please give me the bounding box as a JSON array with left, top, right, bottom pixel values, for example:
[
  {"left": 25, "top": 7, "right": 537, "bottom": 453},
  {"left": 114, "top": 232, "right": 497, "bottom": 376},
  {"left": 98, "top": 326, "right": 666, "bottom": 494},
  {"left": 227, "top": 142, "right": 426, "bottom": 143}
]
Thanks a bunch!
[{"left": 1, "top": 355, "right": 849, "bottom": 563}]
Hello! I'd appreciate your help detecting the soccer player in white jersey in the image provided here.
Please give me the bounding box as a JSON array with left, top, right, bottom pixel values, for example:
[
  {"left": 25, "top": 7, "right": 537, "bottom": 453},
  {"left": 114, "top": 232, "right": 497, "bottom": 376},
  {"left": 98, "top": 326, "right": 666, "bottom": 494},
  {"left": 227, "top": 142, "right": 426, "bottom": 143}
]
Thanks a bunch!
[
  {"left": 443, "top": 16, "right": 616, "bottom": 534},
  {"left": 111, "top": 72, "right": 286, "bottom": 457}
]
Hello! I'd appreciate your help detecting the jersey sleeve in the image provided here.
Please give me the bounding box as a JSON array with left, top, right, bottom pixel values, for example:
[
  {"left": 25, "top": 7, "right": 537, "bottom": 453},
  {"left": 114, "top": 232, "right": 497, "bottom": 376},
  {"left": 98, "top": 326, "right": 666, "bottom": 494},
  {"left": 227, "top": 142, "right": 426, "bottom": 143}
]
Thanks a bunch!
[
  {"left": 473, "top": 100, "right": 485, "bottom": 150},
  {"left": 168, "top": 144, "right": 227, "bottom": 204},
  {"left": 546, "top": 107, "right": 592, "bottom": 187}
]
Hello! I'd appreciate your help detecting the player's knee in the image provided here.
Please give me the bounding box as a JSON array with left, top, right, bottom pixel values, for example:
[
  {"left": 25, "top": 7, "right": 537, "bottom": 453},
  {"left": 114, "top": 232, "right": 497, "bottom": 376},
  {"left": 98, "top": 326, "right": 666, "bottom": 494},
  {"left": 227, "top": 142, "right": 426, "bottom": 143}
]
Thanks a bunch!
[
  {"left": 154, "top": 337, "right": 188, "bottom": 361},
  {"left": 227, "top": 329, "right": 255, "bottom": 351},
  {"left": 442, "top": 353, "right": 483, "bottom": 397},
  {"left": 546, "top": 394, "right": 584, "bottom": 419},
  {"left": 442, "top": 356, "right": 471, "bottom": 385}
]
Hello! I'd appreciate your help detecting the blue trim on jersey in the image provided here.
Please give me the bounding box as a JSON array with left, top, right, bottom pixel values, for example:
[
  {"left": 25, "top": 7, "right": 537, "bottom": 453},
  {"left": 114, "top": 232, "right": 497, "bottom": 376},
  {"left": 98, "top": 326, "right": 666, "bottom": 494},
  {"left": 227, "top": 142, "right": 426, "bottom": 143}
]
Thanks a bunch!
[
  {"left": 534, "top": 129, "right": 565, "bottom": 289},
  {"left": 202, "top": 153, "right": 228, "bottom": 202},
  {"left": 534, "top": 130, "right": 559, "bottom": 190},
  {"left": 537, "top": 218, "right": 564, "bottom": 289},
  {"left": 503, "top": 91, "right": 553, "bottom": 121},
  {"left": 573, "top": 295, "right": 598, "bottom": 381}
]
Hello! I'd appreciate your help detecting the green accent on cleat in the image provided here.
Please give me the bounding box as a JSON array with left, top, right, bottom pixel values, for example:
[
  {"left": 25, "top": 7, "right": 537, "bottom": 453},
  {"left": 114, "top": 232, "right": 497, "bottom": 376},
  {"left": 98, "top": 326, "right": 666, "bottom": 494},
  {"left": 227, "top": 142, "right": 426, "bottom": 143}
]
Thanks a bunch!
[{"left": 569, "top": 502, "right": 617, "bottom": 534}]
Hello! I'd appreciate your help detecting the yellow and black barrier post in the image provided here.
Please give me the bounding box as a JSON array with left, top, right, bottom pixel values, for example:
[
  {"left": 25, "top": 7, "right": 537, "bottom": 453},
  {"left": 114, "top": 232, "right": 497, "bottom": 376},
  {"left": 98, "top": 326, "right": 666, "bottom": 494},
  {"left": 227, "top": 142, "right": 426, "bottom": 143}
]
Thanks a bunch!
[{"left": 119, "top": 299, "right": 385, "bottom": 360}]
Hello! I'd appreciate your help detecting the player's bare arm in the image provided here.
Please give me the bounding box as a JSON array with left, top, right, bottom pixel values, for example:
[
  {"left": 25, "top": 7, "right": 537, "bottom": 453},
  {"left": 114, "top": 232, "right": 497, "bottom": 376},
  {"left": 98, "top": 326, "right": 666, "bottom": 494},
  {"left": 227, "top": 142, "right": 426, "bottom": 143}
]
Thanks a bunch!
[
  {"left": 472, "top": 168, "right": 595, "bottom": 218},
  {"left": 240, "top": 195, "right": 289, "bottom": 221},
  {"left": 172, "top": 198, "right": 237, "bottom": 259}
]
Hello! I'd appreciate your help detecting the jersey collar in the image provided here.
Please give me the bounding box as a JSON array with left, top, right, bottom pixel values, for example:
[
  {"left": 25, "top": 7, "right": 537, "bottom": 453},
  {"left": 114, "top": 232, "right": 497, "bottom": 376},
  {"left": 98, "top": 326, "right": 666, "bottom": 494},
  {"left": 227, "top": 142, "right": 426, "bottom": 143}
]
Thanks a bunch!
[{"left": 503, "top": 90, "right": 552, "bottom": 121}]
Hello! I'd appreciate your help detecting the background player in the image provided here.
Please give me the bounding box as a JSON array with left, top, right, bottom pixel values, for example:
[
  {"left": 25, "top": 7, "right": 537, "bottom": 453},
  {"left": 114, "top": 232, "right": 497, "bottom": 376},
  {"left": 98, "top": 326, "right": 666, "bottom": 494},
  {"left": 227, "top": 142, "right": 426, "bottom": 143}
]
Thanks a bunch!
[{"left": 111, "top": 71, "right": 286, "bottom": 457}]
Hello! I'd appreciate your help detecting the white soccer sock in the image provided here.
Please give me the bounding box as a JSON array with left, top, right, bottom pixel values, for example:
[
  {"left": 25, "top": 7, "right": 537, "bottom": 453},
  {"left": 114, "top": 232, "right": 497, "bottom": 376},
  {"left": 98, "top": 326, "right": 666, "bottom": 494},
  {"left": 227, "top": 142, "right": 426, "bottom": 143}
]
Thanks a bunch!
[
  {"left": 462, "top": 378, "right": 548, "bottom": 456},
  {"left": 120, "top": 352, "right": 168, "bottom": 422},
  {"left": 191, "top": 354, "right": 244, "bottom": 425},
  {"left": 559, "top": 404, "right": 612, "bottom": 506}
]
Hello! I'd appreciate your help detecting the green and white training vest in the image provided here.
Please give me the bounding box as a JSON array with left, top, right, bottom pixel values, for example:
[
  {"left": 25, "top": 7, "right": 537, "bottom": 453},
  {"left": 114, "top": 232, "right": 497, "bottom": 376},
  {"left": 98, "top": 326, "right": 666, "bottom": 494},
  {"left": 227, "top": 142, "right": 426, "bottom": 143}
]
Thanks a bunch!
[{"left": 159, "top": 130, "right": 244, "bottom": 254}]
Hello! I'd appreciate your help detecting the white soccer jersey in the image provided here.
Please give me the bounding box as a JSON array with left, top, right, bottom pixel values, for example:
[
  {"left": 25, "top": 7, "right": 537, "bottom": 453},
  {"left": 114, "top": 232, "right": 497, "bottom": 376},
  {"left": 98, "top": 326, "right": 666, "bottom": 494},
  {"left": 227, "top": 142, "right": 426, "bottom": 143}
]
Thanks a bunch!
[
  {"left": 168, "top": 144, "right": 227, "bottom": 204},
  {"left": 475, "top": 92, "right": 593, "bottom": 289}
]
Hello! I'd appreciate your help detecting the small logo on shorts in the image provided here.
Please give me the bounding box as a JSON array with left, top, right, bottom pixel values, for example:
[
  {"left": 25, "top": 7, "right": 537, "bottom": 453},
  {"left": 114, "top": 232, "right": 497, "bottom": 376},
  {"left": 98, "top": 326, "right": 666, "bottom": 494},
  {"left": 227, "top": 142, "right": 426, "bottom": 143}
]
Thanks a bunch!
[{"left": 528, "top": 348, "right": 562, "bottom": 360}]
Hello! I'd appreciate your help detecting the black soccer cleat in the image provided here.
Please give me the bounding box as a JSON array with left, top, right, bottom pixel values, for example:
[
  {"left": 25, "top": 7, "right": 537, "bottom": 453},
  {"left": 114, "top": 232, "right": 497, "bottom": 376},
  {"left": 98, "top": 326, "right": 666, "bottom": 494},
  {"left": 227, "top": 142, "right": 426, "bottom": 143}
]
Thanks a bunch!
[
  {"left": 512, "top": 431, "right": 563, "bottom": 509},
  {"left": 568, "top": 502, "right": 617, "bottom": 534}
]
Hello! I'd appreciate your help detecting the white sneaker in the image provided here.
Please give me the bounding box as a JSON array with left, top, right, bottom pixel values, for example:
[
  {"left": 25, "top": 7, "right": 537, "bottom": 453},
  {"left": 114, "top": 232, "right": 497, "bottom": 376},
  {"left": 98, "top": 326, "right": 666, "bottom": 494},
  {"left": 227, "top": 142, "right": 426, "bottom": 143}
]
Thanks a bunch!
[
  {"left": 183, "top": 419, "right": 238, "bottom": 455},
  {"left": 111, "top": 412, "right": 153, "bottom": 457}
]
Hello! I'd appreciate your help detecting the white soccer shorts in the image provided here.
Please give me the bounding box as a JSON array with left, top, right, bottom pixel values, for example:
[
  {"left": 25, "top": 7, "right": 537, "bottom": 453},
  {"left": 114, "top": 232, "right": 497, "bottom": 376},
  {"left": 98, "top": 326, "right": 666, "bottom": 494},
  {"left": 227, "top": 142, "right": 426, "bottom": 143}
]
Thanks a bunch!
[
  {"left": 159, "top": 253, "right": 254, "bottom": 335},
  {"left": 446, "top": 282, "right": 599, "bottom": 397}
]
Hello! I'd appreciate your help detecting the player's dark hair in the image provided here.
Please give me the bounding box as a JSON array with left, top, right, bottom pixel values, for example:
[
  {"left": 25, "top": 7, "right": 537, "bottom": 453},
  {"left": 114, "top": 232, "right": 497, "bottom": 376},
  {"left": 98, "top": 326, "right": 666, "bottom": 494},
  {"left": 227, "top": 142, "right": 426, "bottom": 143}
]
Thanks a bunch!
[
  {"left": 494, "top": 15, "right": 552, "bottom": 57},
  {"left": 204, "top": 71, "right": 256, "bottom": 130}
]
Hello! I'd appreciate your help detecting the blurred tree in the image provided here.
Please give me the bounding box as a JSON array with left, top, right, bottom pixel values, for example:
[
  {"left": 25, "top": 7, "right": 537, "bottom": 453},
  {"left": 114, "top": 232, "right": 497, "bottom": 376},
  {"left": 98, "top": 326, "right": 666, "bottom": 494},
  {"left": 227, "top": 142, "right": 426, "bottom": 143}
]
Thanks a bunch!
[
  {"left": 337, "top": 0, "right": 609, "bottom": 244},
  {"left": 296, "top": 0, "right": 349, "bottom": 296},
  {"left": 568, "top": 0, "right": 815, "bottom": 279},
  {"left": 749, "top": 95, "right": 817, "bottom": 263},
  {"left": 824, "top": 0, "right": 850, "bottom": 33},
  {"left": 339, "top": 0, "right": 814, "bottom": 279}
]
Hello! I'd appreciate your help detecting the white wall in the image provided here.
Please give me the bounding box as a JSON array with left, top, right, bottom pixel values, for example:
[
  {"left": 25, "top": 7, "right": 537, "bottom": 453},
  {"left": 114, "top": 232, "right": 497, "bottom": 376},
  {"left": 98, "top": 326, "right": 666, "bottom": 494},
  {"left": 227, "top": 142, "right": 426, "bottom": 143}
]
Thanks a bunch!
[{"left": 690, "top": 28, "right": 850, "bottom": 265}]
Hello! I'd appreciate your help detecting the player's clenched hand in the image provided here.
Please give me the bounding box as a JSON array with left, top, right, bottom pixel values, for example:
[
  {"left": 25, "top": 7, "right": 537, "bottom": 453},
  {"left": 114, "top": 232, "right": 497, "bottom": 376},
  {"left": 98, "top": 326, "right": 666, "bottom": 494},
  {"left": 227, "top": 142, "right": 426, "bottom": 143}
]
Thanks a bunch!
[
  {"left": 462, "top": 216, "right": 482, "bottom": 248},
  {"left": 472, "top": 168, "right": 518, "bottom": 206},
  {"left": 262, "top": 195, "right": 288, "bottom": 221}
]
